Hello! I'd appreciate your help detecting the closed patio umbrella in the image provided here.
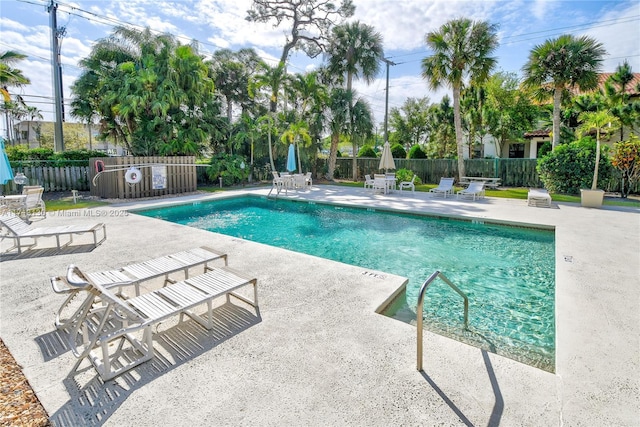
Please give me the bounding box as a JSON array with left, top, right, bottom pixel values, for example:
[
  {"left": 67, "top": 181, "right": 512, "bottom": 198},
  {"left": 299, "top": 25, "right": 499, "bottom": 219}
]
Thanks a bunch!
[
  {"left": 286, "top": 143, "right": 297, "bottom": 172},
  {"left": 0, "top": 137, "right": 14, "bottom": 186},
  {"left": 379, "top": 141, "right": 396, "bottom": 172}
]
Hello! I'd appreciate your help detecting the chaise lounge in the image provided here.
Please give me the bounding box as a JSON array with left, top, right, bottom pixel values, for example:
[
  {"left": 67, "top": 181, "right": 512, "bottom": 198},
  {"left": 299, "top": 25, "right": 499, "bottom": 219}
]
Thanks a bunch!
[
  {"left": 58, "top": 263, "right": 258, "bottom": 380},
  {"left": 527, "top": 188, "right": 552, "bottom": 208},
  {"left": 0, "top": 209, "right": 106, "bottom": 254},
  {"left": 429, "top": 177, "right": 455, "bottom": 198}
]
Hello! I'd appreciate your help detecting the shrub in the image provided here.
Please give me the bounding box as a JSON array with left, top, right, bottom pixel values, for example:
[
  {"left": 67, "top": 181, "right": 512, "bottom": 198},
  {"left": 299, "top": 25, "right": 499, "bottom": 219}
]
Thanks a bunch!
[
  {"left": 207, "top": 153, "right": 249, "bottom": 186},
  {"left": 408, "top": 144, "right": 427, "bottom": 159},
  {"left": 357, "top": 145, "right": 377, "bottom": 157},
  {"left": 537, "top": 137, "right": 613, "bottom": 194},
  {"left": 395, "top": 168, "right": 422, "bottom": 185},
  {"left": 611, "top": 135, "right": 640, "bottom": 198},
  {"left": 391, "top": 144, "right": 406, "bottom": 159}
]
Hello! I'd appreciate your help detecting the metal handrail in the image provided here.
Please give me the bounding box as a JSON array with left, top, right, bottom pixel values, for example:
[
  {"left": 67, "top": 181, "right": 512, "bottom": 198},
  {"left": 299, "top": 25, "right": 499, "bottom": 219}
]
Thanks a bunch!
[{"left": 416, "top": 271, "right": 469, "bottom": 371}]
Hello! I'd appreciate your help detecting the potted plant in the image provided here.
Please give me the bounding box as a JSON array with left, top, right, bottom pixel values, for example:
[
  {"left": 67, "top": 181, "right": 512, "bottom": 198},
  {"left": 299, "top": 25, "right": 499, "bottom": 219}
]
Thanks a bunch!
[{"left": 576, "top": 110, "right": 619, "bottom": 208}]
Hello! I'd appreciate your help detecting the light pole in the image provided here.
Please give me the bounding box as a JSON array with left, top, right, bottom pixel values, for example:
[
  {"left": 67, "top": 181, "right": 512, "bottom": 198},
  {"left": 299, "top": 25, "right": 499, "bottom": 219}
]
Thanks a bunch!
[{"left": 381, "top": 57, "right": 396, "bottom": 144}]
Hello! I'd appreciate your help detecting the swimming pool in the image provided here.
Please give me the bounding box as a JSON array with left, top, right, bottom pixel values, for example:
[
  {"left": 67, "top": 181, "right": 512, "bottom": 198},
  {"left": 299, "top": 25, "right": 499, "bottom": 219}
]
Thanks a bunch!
[{"left": 136, "top": 196, "right": 556, "bottom": 372}]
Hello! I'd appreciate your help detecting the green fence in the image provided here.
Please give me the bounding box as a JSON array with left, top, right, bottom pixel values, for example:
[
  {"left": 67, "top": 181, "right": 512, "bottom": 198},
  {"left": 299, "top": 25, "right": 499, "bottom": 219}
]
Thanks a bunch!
[{"left": 334, "top": 157, "right": 639, "bottom": 193}]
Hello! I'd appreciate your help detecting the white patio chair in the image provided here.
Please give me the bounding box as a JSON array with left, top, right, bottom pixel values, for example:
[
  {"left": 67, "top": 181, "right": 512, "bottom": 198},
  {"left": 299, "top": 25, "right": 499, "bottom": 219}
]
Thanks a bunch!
[
  {"left": 363, "top": 174, "right": 375, "bottom": 190},
  {"left": 429, "top": 177, "right": 455, "bottom": 198},
  {"left": 399, "top": 175, "right": 417, "bottom": 192},
  {"left": 457, "top": 181, "right": 485, "bottom": 201}
]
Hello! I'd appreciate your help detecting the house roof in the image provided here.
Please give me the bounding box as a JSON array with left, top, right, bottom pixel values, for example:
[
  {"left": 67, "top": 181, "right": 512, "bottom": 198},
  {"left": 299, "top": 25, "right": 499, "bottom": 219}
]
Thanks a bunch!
[
  {"left": 524, "top": 129, "right": 551, "bottom": 138},
  {"left": 572, "top": 73, "right": 640, "bottom": 96}
]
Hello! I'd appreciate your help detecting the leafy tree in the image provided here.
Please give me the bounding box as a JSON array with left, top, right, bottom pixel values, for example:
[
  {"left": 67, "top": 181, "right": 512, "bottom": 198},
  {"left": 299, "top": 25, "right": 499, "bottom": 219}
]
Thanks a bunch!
[
  {"left": 576, "top": 110, "right": 620, "bottom": 190},
  {"left": 326, "top": 21, "right": 383, "bottom": 180},
  {"left": 426, "top": 96, "right": 456, "bottom": 158},
  {"left": 72, "top": 27, "right": 223, "bottom": 156},
  {"left": 389, "top": 97, "right": 430, "bottom": 150},
  {"left": 611, "top": 135, "right": 640, "bottom": 198},
  {"left": 537, "top": 137, "right": 613, "bottom": 194},
  {"left": 208, "top": 48, "right": 261, "bottom": 123},
  {"left": 461, "top": 85, "right": 487, "bottom": 158},
  {"left": 483, "top": 72, "right": 538, "bottom": 157},
  {"left": 421, "top": 18, "right": 499, "bottom": 178},
  {"left": 522, "top": 34, "right": 606, "bottom": 150}
]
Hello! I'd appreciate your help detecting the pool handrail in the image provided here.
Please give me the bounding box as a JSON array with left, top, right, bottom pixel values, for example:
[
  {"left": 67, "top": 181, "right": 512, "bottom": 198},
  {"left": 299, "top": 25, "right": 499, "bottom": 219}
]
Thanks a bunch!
[{"left": 416, "top": 270, "right": 469, "bottom": 371}]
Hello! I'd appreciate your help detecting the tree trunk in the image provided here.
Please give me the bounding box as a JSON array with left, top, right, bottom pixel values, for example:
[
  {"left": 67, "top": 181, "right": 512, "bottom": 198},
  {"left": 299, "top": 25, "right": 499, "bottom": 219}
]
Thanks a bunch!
[
  {"left": 552, "top": 86, "right": 562, "bottom": 150},
  {"left": 327, "top": 132, "right": 340, "bottom": 180},
  {"left": 591, "top": 130, "right": 601, "bottom": 190},
  {"left": 453, "top": 84, "right": 466, "bottom": 180}
]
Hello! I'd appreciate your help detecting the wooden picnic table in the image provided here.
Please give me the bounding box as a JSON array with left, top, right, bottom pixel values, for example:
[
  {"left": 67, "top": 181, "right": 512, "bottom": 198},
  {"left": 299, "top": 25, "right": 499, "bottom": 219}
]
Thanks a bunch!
[{"left": 459, "top": 176, "right": 501, "bottom": 189}]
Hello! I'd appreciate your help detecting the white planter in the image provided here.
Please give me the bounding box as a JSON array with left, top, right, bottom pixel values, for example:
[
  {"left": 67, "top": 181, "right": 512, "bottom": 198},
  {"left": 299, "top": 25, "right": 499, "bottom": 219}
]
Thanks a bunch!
[{"left": 580, "top": 189, "right": 604, "bottom": 208}]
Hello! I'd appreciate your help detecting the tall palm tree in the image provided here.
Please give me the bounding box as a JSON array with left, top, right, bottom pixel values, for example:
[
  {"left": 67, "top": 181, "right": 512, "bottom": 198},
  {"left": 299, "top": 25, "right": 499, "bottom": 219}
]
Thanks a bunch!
[
  {"left": 421, "top": 18, "right": 498, "bottom": 179},
  {"left": 326, "top": 21, "right": 383, "bottom": 180},
  {"left": 522, "top": 34, "right": 606, "bottom": 150}
]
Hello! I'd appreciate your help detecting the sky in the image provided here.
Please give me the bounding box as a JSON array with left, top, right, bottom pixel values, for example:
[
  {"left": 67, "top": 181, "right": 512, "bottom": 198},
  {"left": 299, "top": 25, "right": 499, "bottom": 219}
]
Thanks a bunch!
[{"left": 1, "top": 0, "right": 639, "bottom": 137}]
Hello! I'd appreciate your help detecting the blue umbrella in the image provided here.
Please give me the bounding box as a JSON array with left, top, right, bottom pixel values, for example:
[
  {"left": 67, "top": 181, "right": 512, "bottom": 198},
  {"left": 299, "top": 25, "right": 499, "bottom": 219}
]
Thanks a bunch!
[
  {"left": 0, "top": 137, "right": 14, "bottom": 185},
  {"left": 286, "top": 143, "right": 296, "bottom": 172}
]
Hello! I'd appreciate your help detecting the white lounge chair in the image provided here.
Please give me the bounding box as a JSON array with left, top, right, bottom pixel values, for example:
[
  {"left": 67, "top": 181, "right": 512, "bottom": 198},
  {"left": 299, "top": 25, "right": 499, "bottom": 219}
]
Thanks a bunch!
[
  {"left": 399, "top": 175, "right": 417, "bottom": 192},
  {"left": 50, "top": 246, "right": 228, "bottom": 328},
  {"left": 528, "top": 188, "right": 552, "bottom": 207},
  {"left": 304, "top": 172, "right": 313, "bottom": 188},
  {"left": 429, "top": 178, "right": 455, "bottom": 198},
  {"left": 0, "top": 209, "right": 106, "bottom": 254},
  {"left": 457, "top": 181, "right": 485, "bottom": 201},
  {"left": 60, "top": 264, "right": 258, "bottom": 380}
]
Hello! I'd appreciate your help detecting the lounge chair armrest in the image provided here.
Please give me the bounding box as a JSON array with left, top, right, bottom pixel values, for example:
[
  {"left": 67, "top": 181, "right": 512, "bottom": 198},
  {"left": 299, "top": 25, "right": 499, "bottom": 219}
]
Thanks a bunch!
[
  {"left": 50, "top": 275, "right": 82, "bottom": 293},
  {"left": 66, "top": 264, "right": 91, "bottom": 287}
]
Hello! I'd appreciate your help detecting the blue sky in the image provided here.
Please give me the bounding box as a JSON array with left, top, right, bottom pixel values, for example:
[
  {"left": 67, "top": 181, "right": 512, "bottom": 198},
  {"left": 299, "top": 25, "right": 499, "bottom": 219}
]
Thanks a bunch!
[{"left": 1, "top": 0, "right": 639, "bottom": 134}]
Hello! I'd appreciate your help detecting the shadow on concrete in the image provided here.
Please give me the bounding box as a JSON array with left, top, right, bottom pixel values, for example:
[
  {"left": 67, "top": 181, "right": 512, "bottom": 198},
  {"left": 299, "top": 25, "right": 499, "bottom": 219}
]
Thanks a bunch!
[
  {"left": 35, "top": 328, "right": 73, "bottom": 362},
  {"left": 482, "top": 350, "right": 504, "bottom": 427},
  {"left": 48, "top": 302, "right": 261, "bottom": 426},
  {"left": 0, "top": 244, "right": 98, "bottom": 261},
  {"left": 420, "top": 349, "right": 504, "bottom": 427},
  {"left": 420, "top": 371, "right": 475, "bottom": 427}
]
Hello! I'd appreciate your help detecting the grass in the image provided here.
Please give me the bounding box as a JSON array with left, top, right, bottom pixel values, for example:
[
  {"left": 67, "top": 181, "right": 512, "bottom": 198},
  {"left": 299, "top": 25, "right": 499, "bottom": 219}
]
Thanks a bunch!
[
  {"left": 333, "top": 180, "right": 640, "bottom": 207},
  {"left": 44, "top": 198, "right": 110, "bottom": 211}
]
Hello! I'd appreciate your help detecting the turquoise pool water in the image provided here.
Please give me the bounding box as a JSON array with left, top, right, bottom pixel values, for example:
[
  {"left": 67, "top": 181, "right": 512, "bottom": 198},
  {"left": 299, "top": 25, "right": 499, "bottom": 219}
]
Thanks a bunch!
[{"left": 136, "top": 196, "right": 556, "bottom": 371}]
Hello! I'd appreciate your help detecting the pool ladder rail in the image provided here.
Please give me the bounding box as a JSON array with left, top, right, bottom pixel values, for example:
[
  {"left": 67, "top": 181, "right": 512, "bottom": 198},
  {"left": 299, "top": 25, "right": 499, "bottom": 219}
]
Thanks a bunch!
[{"left": 416, "top": 271, "right": 469, "bottom": 371}]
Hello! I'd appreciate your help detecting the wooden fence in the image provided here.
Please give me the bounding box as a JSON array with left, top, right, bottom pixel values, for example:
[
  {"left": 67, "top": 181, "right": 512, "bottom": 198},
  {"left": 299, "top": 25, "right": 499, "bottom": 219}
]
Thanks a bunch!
[
  {"left": 7, "top": 162, "right": 90, "bottom": 192},
  {"left": 90, "top": 156, "right": 197, "bottom": 199}
]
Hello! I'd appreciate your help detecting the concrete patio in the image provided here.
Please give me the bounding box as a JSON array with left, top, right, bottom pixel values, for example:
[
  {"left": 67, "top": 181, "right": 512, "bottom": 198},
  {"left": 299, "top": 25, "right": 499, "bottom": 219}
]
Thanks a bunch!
[{"left": 0, "top": 184, "right": 638, "bottom": 426}]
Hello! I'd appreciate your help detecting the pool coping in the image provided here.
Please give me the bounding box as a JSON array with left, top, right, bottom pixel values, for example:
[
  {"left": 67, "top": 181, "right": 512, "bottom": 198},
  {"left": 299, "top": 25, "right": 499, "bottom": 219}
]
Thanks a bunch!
[{"left": 1, "top": 184, "right": 638, "bottom": 425}]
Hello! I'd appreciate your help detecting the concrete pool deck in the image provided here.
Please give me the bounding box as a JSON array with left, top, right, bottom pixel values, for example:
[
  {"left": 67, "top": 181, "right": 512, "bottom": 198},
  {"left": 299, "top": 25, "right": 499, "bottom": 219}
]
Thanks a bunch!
[{"left": 0, "top": 184, "right": 638, "bottom": 426}]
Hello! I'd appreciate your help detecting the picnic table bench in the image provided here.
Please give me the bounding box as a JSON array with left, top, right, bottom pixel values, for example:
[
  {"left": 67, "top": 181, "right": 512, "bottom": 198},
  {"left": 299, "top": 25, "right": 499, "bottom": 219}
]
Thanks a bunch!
[{"left": 459, "top": 176, "right": 501, "bottom": 189}]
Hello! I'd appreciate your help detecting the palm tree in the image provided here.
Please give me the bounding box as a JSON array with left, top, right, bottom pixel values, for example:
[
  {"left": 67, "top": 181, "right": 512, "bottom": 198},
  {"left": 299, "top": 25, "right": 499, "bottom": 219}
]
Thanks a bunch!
[
  {"left": 604, "top": 61, "right": 639, "bottom": 140},
  {"left": 326, "top": 87, "right": 352, "bottom": 180},
  {"left": 1, "top": 51, "right": 30, "bottom": 143},
  {"left": 421, "top": 18, "right": 498, "bottom": 179},
  {"left": 522, "top": 34, "right": 606, "bottom": 150},
  {"left": 326, "top": 21, "right": 383, "bottom": 181},
  {"left": 576, "top": 110, "right": 619, "bottom": 190}
]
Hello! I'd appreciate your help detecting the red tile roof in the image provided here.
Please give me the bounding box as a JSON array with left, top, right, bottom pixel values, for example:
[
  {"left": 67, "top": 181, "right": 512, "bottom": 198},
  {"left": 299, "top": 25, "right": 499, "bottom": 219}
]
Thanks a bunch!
[{"left": 524, "top": 129, "right": 551, "bottom": 138}]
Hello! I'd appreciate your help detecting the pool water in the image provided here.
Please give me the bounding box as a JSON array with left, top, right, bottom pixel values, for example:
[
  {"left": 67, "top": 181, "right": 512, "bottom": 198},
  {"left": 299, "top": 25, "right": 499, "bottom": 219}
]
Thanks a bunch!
[{"left": 136, "top": 196, "right": 556, "bottom": 372}]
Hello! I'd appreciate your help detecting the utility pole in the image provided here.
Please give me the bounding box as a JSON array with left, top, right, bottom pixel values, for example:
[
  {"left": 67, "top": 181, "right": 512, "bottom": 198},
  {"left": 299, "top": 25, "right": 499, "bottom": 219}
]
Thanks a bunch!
[
  {"left": 47, "top": 0, "right": 65, "bottom": 152},
  {"left": 381, "top": 57, "right": 396, "bottom": 144}
]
